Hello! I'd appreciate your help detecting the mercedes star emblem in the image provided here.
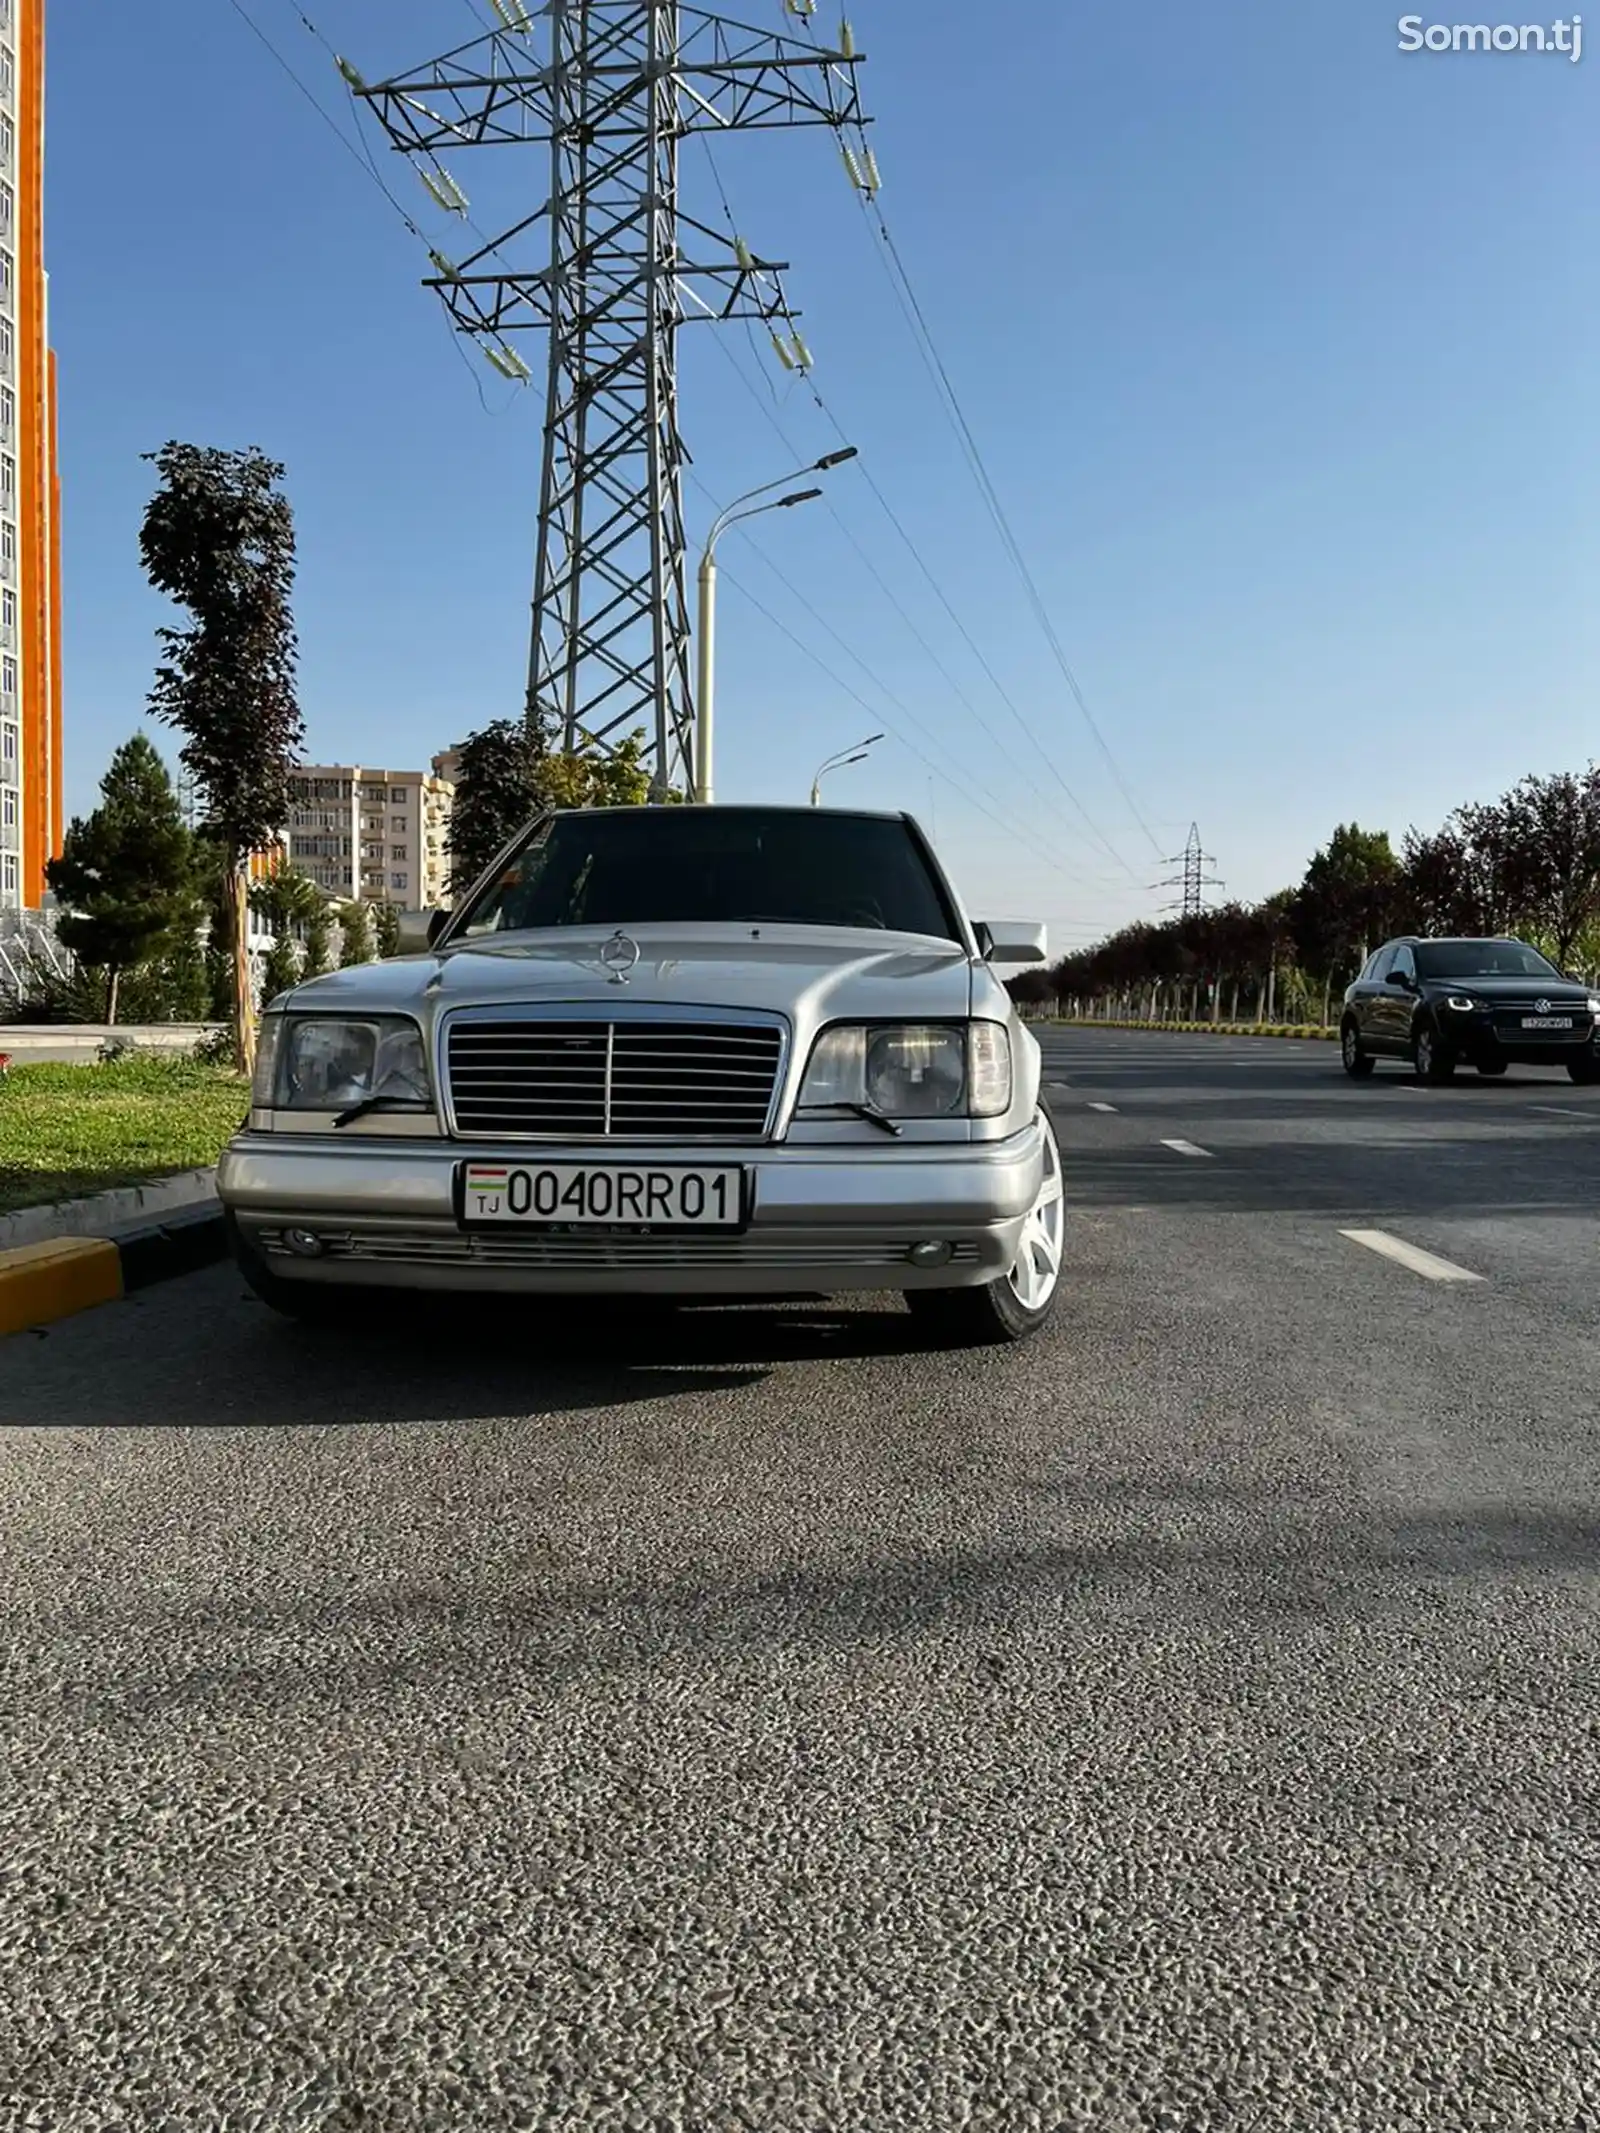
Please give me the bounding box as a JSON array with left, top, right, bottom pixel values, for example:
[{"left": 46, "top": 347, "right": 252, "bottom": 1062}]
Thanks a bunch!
[{"left": 600, "top": 928, "right": 641, "bottom": 983}]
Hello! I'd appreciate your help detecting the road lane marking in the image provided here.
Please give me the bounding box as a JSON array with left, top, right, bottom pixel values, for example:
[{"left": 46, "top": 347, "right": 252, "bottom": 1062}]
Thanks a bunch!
[
  {"left": 1088, "top": 1101, "right": 1118, "bottom": 1112},
  {"left": 1339, "top": 1229, "right": 1484, "bottom": 1284},
  {"left": 1530, "top": 1105, "right": 1596, "bottom": 1119},
  {"left": 1160, "top": 1138, "right": 1213, "bottom": 1158}
]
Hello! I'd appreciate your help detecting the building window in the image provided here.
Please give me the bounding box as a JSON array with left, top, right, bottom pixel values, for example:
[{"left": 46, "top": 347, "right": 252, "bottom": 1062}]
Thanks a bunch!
[
  {"left": 1, "top": 655, "right": 16, "bottom": 698},
  {"left": 0, "top": 249, "right": 11, "bottom": 305},
  {"left": 0, "top": 183, "right": 12, "bottom": 239},
  {"left": 1, "top": 457, "right": 13, "bottom": 510},
  {"left": 2, "top": 788, "right": 13, "bottom": 825},
  {"left": 391, "top": 872, "right": 409, "bottom": 890},
  {"left": 0, "top": 51, "right": 13, "bottom": 104},
  {"left": 390, "top": 845, "right": 407, "bottom": 861},
  {"left": 2, "top": 589, "right": 15, "bottom": 632},
  {"left": 1, "top": 721, "right": 15, "bottom": 764},
  {"left": 0, "top": 318, "right": 14, "bottom": 372},
  {"left": 2, "top": 852, "right": 15, "bottom": 896},
  {"left": 0, "top": 117, "right": 14, "bottom": 169},
  {"left": 1, "top": 524, "right": 15, "bottom": 572}
]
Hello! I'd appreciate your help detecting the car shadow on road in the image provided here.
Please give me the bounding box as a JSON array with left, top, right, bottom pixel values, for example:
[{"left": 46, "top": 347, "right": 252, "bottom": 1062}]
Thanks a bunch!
[
  {"left": 0, "top": 1281, "right": 976, "bottom": 1431},
  {"left": 38, "top": 1507, "right": 1600, "bottom": 1731}
]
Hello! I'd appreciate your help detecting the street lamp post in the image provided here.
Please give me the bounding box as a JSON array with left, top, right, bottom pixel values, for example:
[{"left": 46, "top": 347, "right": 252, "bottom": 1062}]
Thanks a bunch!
[
  {"left": 809, "top": 732, "right": 885, "bottom": 805},
  {"left": 694, "top": 447, "right": 858, "bottom": 805}
]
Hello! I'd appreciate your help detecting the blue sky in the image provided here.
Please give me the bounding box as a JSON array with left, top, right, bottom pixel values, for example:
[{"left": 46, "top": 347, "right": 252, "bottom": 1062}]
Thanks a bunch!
[{"left": 49, "top": 1, "right": 1598, "bottom": 953}]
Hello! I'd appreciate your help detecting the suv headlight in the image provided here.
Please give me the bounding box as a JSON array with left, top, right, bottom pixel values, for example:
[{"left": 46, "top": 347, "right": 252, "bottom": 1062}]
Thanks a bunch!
[
  {"left": 254, "top": 1014, "right": 432, "bottom": 1113},
  {"left": 797, "top": 1021, "right": 1013, "bottom": 1120},
  {"left": 1586, "top": 998, "right": 1600, "bottom": 1017},
  {"left": 1445, "top": 994, "right": 1481, "bottom": 1013}
]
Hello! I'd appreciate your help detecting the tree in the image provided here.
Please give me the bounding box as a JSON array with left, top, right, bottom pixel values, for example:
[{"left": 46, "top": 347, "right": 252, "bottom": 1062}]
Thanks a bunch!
[
  {"left": 337, "top": 900, "right": 373, "bottom": 967},
  {"left": 373, "top": 901, "right": 401, "bottom": 958},
  {"left": 140, "top": 442, "right": 304, "bottom": 1074},
  {"left": 446, "top": 719, "right": 682, "bottom": 899},
  {"left": 1292, "top": 824, "right": 1403, "bottom": 1023},
  {"left": 1494, "top": 767, "right": 1600, "bottom": 964},
  {"left": 45, "top": 734, "right": 197, "bottom": 1023},
  {"left": 249, "top": 864, "right": 322, "bottom": 1007},
  {"left": 446, "top": 719, "right": 547, "bottom": 897},
  {"left": 302, "top": 898, "right": 333, "bottom": 981}
]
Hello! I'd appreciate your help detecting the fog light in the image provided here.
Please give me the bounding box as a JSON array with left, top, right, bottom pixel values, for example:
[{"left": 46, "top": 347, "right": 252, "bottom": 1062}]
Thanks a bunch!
[
  {"left": 907, "top": 1240, "right": 953, "bottom": 1268},
  {"left": 284, "top": 1228, "right": 326, "bottom": 1258}
]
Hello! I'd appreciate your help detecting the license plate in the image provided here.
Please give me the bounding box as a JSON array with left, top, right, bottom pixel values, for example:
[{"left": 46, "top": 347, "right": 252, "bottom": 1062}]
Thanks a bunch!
[
  {"left": 459, "top": 1161, "right": 745, "bottom": 1229},
  {"left": 1522, "top": 1016, "right": 1573, "bottom": 1030}
]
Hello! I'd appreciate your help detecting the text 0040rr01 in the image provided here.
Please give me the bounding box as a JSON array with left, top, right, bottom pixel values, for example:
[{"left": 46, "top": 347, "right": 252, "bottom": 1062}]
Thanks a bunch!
[{"left": 460, "top": 1162, "right": 746, "bottom": 1228}]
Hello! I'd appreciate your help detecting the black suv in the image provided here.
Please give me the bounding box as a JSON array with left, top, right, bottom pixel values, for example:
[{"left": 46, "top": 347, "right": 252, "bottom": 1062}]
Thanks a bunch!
[{"left": 1340, "top": 936, "right": 1600, "bottom": 1084}]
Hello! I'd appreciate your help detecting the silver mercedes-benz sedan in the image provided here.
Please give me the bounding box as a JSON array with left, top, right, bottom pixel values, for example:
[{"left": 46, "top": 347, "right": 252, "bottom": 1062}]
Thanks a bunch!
[{"left": 218, "top": 804, "right": 1062, "bottom": 1345}]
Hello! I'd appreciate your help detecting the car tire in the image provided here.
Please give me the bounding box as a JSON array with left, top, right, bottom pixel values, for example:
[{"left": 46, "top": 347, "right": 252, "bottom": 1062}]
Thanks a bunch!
[
  {"left": 1476, "top": 1060, "right": 1507, "bottom": 1076},
  {"left": 904, "top": 1106, "right": 1064, "bottom": 1347},
  {"left": 1340, "top": 1020, "right": 1375, "bottom": 1078},
  {"left": 1413, "top": 1019, "right": 1456, "bottom": 1084}
]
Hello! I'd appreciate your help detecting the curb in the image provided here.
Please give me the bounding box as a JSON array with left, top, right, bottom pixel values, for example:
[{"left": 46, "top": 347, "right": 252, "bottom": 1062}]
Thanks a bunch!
[
  {"left": 0, "top": 1204, "right": 228, "bottom": 1338},
  {"left": 0, "top": 1167, "right": 219, "bottom": 1252}
]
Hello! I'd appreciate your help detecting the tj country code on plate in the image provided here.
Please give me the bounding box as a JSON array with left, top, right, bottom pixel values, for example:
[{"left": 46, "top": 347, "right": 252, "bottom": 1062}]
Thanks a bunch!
[{"left": 461, "top": 1161, "right": 745, "bottom": 1228}]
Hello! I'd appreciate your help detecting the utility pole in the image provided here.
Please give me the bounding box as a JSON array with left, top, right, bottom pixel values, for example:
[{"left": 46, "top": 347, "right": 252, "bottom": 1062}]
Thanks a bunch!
[
  {"left": 1153, "top": 823, "right": 1223, "bottom": 920},
  {"left": 352, "top": 4, "right": 873, "bottom": 801}
]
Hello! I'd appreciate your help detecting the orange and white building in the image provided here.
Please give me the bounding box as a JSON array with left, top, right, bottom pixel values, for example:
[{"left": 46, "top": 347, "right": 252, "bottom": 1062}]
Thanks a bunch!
[{"left": 0, "top": 0, "right": 60, "bottom": 913}]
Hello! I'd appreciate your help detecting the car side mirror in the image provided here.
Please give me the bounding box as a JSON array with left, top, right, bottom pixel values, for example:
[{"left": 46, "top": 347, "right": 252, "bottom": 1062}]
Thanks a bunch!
[
  {"left": 396, "top": 907, "right": 448, "bottom": 955},
  {"left": 1385, "top": 969, "right": 1412, "bottom": 987},
  {"left": 975, "top": 919, "right": 1048, "bottom": 965}
]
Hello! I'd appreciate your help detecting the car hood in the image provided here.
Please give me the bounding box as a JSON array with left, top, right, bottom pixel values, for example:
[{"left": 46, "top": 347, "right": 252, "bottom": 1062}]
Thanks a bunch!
[
  {"left": 1426, "top": 975, "right": 1592, "bottom": 1002},
  {"left": 280, "top": 925, "right": 977, "bottom": 1025}
]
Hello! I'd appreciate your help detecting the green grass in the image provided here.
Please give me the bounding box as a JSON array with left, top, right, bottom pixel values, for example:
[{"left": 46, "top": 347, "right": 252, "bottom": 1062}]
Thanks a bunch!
[{"left": 0, "top": 1055, "right": 249, "bottom": 1215}]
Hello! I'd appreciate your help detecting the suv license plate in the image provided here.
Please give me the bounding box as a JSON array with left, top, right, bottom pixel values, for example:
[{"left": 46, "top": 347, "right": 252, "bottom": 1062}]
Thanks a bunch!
[
  {"left": 1522, "top": 1016, "right": 1573, "bottom": 1030},
  {"left": 460, "top": 1161, "right": 745, "bottom": 1229}
]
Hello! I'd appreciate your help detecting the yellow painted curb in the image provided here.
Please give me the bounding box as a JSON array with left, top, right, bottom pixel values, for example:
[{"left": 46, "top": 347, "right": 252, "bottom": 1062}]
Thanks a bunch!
[{"left": 0, "top": 1236, "right": 124, "bottom": 1337}]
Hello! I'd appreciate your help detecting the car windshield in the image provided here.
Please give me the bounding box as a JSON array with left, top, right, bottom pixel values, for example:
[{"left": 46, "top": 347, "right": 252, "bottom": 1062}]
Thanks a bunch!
[
  {"left": 449, "top": 807, "right": 963, "bottom": 942},
  {"left": 1414, "top": 940, "right": 1564, "bottom": 980}
]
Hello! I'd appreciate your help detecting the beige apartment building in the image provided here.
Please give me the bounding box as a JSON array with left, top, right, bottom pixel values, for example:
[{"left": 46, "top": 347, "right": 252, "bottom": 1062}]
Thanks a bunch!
[{"left": 286, "top": 764, "right": 454, "bottom": 908}]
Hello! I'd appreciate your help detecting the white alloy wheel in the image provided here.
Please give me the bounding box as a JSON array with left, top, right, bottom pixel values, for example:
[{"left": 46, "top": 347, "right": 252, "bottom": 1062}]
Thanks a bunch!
[
  {"left": 1006, "top": 1110, "right": 1065, "bottom": 1311},
  {"left": 905, "top": 1106, "right": 1066, "bottom": 1346}
]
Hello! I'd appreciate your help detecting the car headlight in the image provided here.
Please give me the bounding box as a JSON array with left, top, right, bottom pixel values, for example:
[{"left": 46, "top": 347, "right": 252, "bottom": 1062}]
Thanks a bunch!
[
  {"left": 796, "top": 1021, "right": 1013, "bottom": 1120},
  {"left": 1445, "top": 994, "right": 1482, "bottom": 1013},
  {"left": 1586, "top": 998, "right": 1600, "bottom": 1017},
  {"left": 255, "top": 1014, "right": 432, "bottom": 1113}
]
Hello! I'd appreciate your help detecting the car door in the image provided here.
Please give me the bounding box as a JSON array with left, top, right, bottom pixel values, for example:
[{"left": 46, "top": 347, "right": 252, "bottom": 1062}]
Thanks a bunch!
[
  {"left": 1372, "top": 944, "right": 1416, "bottom": 1053},
  {"left": 1353, "top": 946, "right": 1395, "bottom": 1049}
]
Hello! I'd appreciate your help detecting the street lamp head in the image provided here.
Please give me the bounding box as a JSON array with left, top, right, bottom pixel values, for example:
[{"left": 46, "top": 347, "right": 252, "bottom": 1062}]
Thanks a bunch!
[
  {"left": 777, "top": 486, "right": 824, "bottom": 508},
  {"left": 814, "top": 446, "right": 859, "bottom": 471}
]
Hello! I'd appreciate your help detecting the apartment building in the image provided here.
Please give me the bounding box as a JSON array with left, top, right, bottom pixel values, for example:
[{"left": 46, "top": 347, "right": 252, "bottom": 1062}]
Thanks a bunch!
[
  {"left": 285, "top": 764, "right": 454, "bottom": 908},
  {"left": 0, "top": 0, "right": 61, "bottom": 913}
]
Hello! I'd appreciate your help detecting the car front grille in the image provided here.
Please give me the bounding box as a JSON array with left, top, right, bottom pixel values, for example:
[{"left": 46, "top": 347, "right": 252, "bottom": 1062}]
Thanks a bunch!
[
  {"left": 443, "top": 1014, "right": 786, "bottom": 1141},
  {"left": 256, "top": 1224, "right": 980, "bottom": 1272},
  {"left": 1489, "top": 1005, "right": 1589, "bottom": 1042}
]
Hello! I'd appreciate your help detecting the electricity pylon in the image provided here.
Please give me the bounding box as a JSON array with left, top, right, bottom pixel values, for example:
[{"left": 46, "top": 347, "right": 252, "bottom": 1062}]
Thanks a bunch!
[
  {"left": 1154, "top": 823, "right": 1223, "bottom": 919},
  {"left": 351, "top": 3, "right": 872, "bottom": 799}
]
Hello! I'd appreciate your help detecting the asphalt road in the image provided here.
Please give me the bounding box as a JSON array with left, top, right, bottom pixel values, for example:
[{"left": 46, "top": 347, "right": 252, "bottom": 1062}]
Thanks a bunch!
[{"left": 3, "top": 1026, "right": 1599, "bottom": 2133}]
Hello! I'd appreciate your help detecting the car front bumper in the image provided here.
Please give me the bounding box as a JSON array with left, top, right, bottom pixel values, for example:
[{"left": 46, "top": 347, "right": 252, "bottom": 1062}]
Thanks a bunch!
[{"left": 217, "top": 1121, "right": 1048, "bottom": 1296}]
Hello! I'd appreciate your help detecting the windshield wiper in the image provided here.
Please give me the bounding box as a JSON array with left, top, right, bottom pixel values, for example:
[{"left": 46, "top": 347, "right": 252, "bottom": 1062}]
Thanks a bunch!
[
  {"left": 332, "top": 1095, "right": 428, "bottom": 1129},
  {"left": 816, "top": 1100, "right": 902, "bottom": 1138}
]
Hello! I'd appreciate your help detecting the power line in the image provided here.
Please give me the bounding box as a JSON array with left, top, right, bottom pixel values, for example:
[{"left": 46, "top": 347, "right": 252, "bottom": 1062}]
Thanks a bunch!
[
  {"left": 707, "top": 542, "right": 1121, "bottom": 896},
  {"left": 771, "top": 8, "right": 1160, "bottom": 856}
]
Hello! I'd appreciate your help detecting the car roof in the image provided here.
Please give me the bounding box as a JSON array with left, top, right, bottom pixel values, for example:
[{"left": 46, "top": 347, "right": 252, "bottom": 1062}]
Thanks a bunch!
[{"left": 1389, "top": 934, "right": 1523, "bottom": 946}]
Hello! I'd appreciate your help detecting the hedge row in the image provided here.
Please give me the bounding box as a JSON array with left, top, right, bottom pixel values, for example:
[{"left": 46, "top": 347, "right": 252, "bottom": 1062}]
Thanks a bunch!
[{"left": 1046, "top": 1018, "right": 1338, "bottom": 1041}]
